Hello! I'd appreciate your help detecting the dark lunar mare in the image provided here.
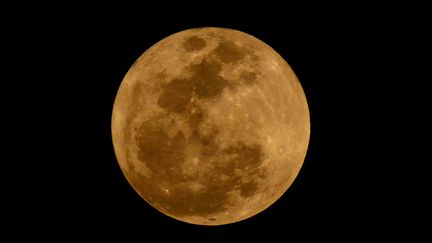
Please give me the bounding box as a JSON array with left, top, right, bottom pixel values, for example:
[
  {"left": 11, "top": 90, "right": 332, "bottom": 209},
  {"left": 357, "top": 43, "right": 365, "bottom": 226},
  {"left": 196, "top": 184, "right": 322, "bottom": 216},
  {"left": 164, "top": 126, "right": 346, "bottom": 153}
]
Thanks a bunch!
[{"left": 131, "top": 39, "right": 268, "bottom": 217}]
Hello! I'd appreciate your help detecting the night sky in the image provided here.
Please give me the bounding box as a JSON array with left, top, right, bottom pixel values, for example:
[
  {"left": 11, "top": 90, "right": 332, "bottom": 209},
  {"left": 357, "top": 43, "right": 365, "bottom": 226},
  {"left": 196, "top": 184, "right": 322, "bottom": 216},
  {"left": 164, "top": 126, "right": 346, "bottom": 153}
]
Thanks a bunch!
[{"left": 5, "top": 5, "right": 415, "bottom": 240}]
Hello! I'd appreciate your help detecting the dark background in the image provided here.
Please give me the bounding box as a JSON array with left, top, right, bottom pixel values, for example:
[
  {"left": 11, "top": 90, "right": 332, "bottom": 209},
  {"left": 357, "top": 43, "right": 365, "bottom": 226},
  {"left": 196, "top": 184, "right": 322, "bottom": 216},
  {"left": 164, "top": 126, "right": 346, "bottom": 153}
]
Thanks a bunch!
[{"left": 5, "top": 4, "right": 423, "bottom": 240}]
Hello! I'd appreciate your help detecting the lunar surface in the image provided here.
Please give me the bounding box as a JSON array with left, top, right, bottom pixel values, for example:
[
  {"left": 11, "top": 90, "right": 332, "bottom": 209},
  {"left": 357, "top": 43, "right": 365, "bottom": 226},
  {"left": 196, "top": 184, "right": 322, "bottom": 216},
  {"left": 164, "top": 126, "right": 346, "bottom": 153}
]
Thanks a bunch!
[{"left": 112, "top": 27, "right": 310, "bottom": 225}]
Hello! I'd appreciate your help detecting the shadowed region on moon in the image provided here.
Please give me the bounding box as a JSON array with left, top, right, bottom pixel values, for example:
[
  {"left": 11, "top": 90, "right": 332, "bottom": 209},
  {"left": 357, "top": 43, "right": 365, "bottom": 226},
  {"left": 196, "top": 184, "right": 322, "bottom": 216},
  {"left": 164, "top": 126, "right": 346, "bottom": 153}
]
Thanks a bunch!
[
  {"left": 182, "top": 36, "right": 207, "bottom": 52},
  {"left": 112, "top": 27, "right": 310, "bottom": 225},
  {"left": 136, "top": 38, "right": 269, "bottom": 217},
  {"left": 157, "top": 39, "right": 248, "bottom": 114},
  {"left": 134, "top": 85, "right": 267, "bottom": 217},
  {"left": 240, "top": 70, "right": 258, "bottom": 85},
  {"left": 213, "top": 41, "right": 246, "bottom": 64}
]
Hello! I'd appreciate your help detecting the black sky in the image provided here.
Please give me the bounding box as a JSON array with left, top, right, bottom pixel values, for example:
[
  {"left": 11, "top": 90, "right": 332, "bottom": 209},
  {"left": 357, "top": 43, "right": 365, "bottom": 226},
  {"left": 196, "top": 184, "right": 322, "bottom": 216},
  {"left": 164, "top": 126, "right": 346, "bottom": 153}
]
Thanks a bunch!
[{"left": 4, "top": 5, "right": 420, "bottom": 240}]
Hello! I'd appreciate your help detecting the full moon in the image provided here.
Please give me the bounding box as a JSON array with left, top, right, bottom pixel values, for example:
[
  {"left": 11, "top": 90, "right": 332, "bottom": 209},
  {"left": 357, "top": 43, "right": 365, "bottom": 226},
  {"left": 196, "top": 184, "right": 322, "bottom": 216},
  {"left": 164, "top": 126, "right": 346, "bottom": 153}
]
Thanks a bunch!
[{"left": 112, "top": 27, "right": 310, "bottom": 225}]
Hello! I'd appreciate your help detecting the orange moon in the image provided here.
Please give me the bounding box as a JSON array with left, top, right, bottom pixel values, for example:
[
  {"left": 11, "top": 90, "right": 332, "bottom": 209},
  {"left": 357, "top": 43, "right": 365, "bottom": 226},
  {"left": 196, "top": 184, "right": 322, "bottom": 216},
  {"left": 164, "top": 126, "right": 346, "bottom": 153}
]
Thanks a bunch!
[{"left": 112, "top": 27, "right": 310, "bottom": 225}]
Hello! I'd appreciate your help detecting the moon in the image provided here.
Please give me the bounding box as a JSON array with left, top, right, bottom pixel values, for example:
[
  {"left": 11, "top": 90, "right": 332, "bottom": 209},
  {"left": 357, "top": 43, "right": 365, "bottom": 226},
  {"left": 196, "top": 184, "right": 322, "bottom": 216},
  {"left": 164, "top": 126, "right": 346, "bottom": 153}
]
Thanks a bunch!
[{"left": 112, "top": 27, "right": 310, "bottom": 225}]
